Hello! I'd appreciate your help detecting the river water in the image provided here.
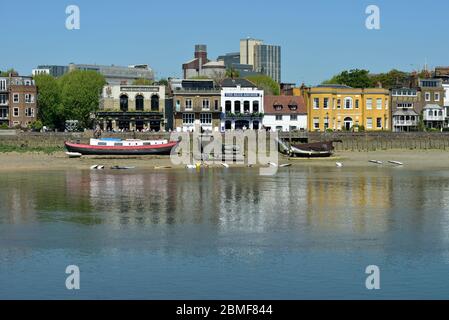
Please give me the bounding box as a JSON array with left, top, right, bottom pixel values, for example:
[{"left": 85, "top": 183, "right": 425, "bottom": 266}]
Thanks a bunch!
[{"left": 1, "top": 166, "right": 449, "bottom": 299}]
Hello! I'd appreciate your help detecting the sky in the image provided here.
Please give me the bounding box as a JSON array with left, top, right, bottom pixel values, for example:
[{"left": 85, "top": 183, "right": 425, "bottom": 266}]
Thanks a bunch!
[{"left": 1, "top": 0, "right": 448, "bottom": 85}]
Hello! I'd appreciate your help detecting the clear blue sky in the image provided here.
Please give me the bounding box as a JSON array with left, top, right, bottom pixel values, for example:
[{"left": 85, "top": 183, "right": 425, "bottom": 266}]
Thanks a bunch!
[{"left": 1, "top": 0, "right": 448, "bottom": 85}]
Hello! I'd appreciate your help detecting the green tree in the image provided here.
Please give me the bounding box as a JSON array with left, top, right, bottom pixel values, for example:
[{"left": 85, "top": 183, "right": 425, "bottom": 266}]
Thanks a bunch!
[
  {"left": 132, "top": 78, "right": 153, "bottom": 85},
  {"left": 245, "top": 75, "right": 280, "bottom": 95},
  {"left": 0, "top": 68, "right": 17, "bottom": 76},
  {"left": 322, "top": 69, "right": 373, "bottom": 88},
  {"left": 370, "top": 69, "right": 410, "bottom": 89},
  {"left": 59, "top": 70, "right": 106, "bottom": 129},
  {"left": 34, "top": 74, "right": 65, "bottom": 129},
  {"left": 156, "top": 78, "right": 169, "bottom": 86},
  {"left": 226, "top": 68, "right": 240, "bottom": 79}
]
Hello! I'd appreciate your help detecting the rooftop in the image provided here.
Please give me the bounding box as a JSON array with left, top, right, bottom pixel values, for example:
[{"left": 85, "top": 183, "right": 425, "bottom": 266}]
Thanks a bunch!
[
  {"left": 264, "top": 95, "right": 307, "bottom": 115},
  {"left": 221, "top": 78, "right": 257, "bottom": 88}
]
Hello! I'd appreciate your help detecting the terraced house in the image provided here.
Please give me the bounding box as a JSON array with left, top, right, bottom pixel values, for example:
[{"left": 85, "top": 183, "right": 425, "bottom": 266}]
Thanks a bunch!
[
  {"left": 300, "top": 84, "right": 390, "bottom": 132},
  {"left": 171, "top": 79, "right": 221, "bottom": 132},
  {"left": 0, "top": 73, "right": 37, "bottom": 128}
]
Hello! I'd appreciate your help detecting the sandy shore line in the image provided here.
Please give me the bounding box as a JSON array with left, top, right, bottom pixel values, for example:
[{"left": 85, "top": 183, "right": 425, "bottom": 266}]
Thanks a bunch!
[{"left": 0, "top": 150, "right": 448, "bottom": 172}]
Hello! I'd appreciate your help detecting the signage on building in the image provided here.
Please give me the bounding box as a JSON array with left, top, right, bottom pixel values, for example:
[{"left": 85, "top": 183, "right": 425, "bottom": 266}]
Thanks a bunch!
[
  {"left": 224, "top": 93, "right": 261, "bottom": 97},
  {"left": 121, "top": 86, "right": 159, "bottom": 92}
]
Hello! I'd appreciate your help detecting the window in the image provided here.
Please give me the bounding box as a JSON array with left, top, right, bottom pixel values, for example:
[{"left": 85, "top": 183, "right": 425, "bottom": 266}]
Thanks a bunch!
[
  {"left": 385, "top": 99, "right": 388, "bottom": 110},
  {"left": 398, "top": 103, "right": 413, "bottom": 108},
  {"left": 135, "top": 95, "right": 144, "bottom": 111},
  {"left": 290, "top": 115, "right": 298, "bottom": 121},
  {"left": 366, "top": 99, "right": 372, "bottom": 110},
  {"left": 324, "top": 117, "right": 329, "bottom": 129},
  {"left": 119, "top": 95, "right": 128, "bottom": 111},
  {"left": 344, "top": 97, "right": 353, "bottom": 109},
  {"left": 355, "top": 100, "right": 359, "bottom": 109},
  {"left": 13, "top": 107, "right": 19, "bottom": 117},
  {"left": 376, "top": 118, "right": 382, "bottom": 128},
  {"left": 376, "top": 99, "right": 382, "bottom": 110},
  {"left": 25, "top": 108, "right": 34, "bottom": 117},
  {"left": 202, "top": 99, "right": 210, "bottom": 110},
  {"left": 225, "top": 101, "right": 232, "bottom": 113},
  {"left": 337, "top": 99, "right": 341, "bottom": 109},
  {"left": 234, "top": 101, "right": 241, "bottom": 114},
  {"left": 185, "top": 99, "right": 192, "bottom": 110},
  {"left": 276, "top": 126, "right": 283, "bottom": 131},
  {"left": 366, "top": 118, "right": 373, "bottom": 129},
  {"left": 288, "top": 104, "right": 297, "bottom": 111},
  {"left": 0, "top": 108, "right": 7, "bottom": 119},
  {"left": 214, "top": 100, "right": 219, "bottom": 111},
  {"left": 175, "top": 100, "right": 181, "bottom": 111},
  {"left": 13, "top": 94, "right": 19, "bottom": 103},
  {"left": 313, "top": 98, "right": 320, "bottom": 109},
  {"left": 0, "top": 80, "right": 6, "bottom": 91},
  {"left": 151, "top": 95, "right": 159, "bottom": 111},
  {"left": 313, "top": 117, "right": 320, "bottom": 130},
  {"left": 435, "top": 93, "right": 440, "bottom": 101},
  {"left": 323, "top": 98, "right": 329, "bottom": 109},
  {"left": 253, "top": 101, "right": 259, "bottom": 113},
  {"left": 25, "top": 94, "right": 34, "bottom": 103},
  {"left": 243, "top": 101, "right": 250, "bottom": 113},
  {"left": 200, "top": 113, "right": 212, "bottom": 124},
  {"left": 183, "top": 113, "right": 195, "bottom": 124},
  {"left": 274, "top": 105, "right": 283, "bottom": 111},
  {"left": 276, "top": 115, "right": 283, "bottom": 121},
  {"left": 0, "top": 94, "right": 7, "bottom": 105},
  {"left": 425, "top": 92, "right": 431, "bottom": 101}
]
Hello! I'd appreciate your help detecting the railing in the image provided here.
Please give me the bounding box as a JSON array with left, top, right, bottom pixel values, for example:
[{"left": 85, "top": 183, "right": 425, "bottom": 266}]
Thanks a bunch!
[
  {"left": 393, "top": 120, "right": 418, "bottom": 126},
  {"left": 424, "top": 116, "right": 445, "bottom": 121}
]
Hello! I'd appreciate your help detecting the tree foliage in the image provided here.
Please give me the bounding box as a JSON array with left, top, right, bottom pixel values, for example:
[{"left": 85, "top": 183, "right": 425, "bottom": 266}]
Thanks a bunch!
[
  {"left": 132, "top": 78, "right": 154, "bottom": 85},
  {"left": 59, "top": 70, "right": 106, "bottom": 129},
  {"left": 245, "top": 75, "right": 280, "bottom": 96},
  {"left": 0, "top": 68, "right": 17, "bottom": 76},
  {"left": 34, "top": 71, "right": 105, "bottom": 130},
  {"left": 226, "top": 68, "right": 240, "bottom": 79},
  {"left": 323, "top": 68, "right": 414, "bottom": 89}
]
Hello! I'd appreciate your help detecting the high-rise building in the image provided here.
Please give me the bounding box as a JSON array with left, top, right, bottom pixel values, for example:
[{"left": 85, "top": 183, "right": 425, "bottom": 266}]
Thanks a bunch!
[
  {"left": 254, "top": 44, "right": 281, "bottom": 83},
  {"left": 240, "top": 38, "right": 263, "bottom": 66}
]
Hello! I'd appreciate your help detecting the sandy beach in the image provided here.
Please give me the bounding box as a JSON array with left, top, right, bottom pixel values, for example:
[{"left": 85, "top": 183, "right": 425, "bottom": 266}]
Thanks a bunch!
[{"left": 0, "top": 149, "right": 448, "bottom": 172}]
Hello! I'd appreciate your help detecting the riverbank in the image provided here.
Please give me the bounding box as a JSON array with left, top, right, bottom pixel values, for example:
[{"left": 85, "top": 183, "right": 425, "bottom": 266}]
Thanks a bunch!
[{"left": 0, "top": 149, "right": 448, "bottom": 172}]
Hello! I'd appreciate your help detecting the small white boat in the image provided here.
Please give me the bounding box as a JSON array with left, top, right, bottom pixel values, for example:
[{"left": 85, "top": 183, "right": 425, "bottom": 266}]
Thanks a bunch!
[
  {"left": 221, "top": 163, "right": 230, "bottom": 168},
  {"left": 66, "top": 152, "right": 82, "bottom": 158},
  {"left": 279, "top": 164, "right": 292, "bottom": 168},
  {"left": 388, "top": 161, "right": 404, "bottom": 166},
  {"left": 90, "top": 165, "right": 99, "bottom": 170},
  {"left": 186, "top": 165, "right": 196, "bottom": 169},
  {"left": 268, "top": 162, "right": 278, "bottom": 167},
  {"left": 336, "top": 162, "right": 343, "bottom": 167},
  {"left": 369, "top": 160, "right": 383, "bottom": 165}
]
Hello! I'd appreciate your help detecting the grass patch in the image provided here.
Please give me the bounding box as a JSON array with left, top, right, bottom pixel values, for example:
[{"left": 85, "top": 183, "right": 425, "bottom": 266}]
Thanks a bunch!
[{"left": 0, "top": 144, "right": 64, "bottom": 154}]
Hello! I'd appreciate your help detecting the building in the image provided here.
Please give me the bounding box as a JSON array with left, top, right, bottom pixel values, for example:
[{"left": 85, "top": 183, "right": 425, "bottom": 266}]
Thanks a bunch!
[
  {"left": 263, "top": 95, "right": 307, "bottom": 132},
  {"left": 418, "top": 78, "right": 446, "bottom": 129},
  {"left": 171, "top": 79, "right": 221, "bottom": 132},
  {"left": 182, "top": 45, "right": 225, "bottom": 79},
  {"left": 0, "top": 76, "right": 9, "bottom": 127},
  {"left": 253, "top": 44, "right": 281, "bottom": 83},
  {"left": 391, "top": 88, "right": 421, "bottom": 132},
  {"left": 300, "top": 84, "right": 390, "bottom": 132},
  {"left": 240, "top": 38, "right": 263, "bottom": 66},
  {"left": 33, "top": 64, "right": 154, "bottom": 85},
  {"left": 239, "top": 38, "right": 282, "bottom": 83},
  {"left": 221, "top": 78, "right": 264, "bottom": 131},
  {"left": 0, "top": 74, "right": 37, "bottom": 128},
  {"left": 217, "top": 52, "right": 259, "bottom": 78},
  {"left": 97, "top": 84, "right": 165, "bottom": 132},
  {"left": 33, "top": 65, "right": 69, "bottom": 78},
  {"left": 433, "top": 67, "right": 449, "bottom": 114}
]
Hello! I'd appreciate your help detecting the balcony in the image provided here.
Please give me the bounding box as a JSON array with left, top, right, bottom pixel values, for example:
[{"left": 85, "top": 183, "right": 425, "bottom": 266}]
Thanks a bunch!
[
  {"left": 393, "top": 120, "right": 418, "bottom": 126},
  {"left": 223, "top": 112, "right": 264, "bottom": 120}
]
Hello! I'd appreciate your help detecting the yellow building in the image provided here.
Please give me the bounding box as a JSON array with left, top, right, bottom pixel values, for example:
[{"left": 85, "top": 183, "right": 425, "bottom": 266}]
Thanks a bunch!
[{"left": 298, "top": 85, "right": 390, "bottom": 132}]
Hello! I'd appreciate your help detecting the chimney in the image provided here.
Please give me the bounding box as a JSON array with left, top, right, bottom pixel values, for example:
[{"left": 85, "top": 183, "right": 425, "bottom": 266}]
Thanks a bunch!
[{"left": 195, "top": 44, "right": 207, "bottom": 75}]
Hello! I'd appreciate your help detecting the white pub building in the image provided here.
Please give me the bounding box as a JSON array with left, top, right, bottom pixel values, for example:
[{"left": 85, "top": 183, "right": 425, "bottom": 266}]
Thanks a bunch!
[{"left": 220, "top": 78, "right": 264, "bottom": 131}]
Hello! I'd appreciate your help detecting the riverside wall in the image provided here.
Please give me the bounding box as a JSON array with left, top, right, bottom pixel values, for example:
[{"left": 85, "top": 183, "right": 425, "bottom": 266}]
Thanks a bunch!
[{"left": 2, "top": 130, "right": 449, "bottom": 151}]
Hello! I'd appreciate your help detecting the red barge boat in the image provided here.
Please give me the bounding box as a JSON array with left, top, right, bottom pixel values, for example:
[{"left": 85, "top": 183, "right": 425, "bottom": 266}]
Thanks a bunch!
[{"left": 65, "top": 138, "right": 178, "bottom": 156}]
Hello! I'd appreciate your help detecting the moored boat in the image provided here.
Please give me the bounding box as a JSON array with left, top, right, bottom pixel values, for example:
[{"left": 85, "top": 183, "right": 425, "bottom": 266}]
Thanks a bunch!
[
  {"left": 65, "top": 138, "right": 178, "bottom": 156},
  {"left": 277, "top": 139, "right": 342, "bottom": 158}
]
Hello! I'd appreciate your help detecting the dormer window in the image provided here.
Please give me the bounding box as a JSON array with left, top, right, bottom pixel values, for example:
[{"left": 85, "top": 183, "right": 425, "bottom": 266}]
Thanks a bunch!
[
  {"left": 274, "top": 104, "right": 283, "bottom": 111},
  {"left": 288, "top": 104, "right": 297, "bottom": 111}
]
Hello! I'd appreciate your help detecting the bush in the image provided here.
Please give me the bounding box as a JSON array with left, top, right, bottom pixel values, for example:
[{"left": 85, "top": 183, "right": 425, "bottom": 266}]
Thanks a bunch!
[
  {"left": 0, "top": 123, "right": 9, "bottom": 130},
  {"left": 30, "top": 120, "right": 43, "bottom": 132},
  {"left": 325, "top": 128, "right": 334, "bottom": 133}
]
